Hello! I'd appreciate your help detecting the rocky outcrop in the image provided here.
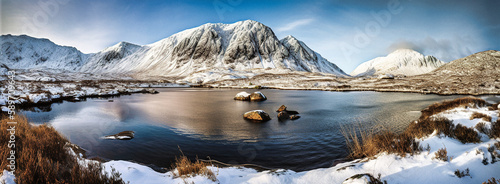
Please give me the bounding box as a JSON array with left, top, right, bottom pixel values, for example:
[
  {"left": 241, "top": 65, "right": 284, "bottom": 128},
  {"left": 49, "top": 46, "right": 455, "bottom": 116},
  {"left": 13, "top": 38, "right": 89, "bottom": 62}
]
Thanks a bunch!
[{"left": 243, "top": 110, "right": 271, "bottom": 121}]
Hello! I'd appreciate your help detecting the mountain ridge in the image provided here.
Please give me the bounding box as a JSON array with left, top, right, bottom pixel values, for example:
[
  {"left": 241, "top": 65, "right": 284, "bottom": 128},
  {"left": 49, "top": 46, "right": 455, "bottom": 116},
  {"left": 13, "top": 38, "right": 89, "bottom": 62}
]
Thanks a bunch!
[{"left": 0, "top": 20, "right": 347, "bottom": 79}]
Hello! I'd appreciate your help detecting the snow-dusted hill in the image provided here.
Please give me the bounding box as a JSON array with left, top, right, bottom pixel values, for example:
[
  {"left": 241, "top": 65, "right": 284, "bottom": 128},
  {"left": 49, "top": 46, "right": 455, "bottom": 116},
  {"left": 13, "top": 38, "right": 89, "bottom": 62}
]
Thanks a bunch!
[
  {"left": 0, "top": 34, "right": 88, "bottom": 71},
  {"left": 0, "top": 20, "right": 347, "bottom": 80},
  {"left": 350, "top": 49, "right": 445, "bottom": 77}
]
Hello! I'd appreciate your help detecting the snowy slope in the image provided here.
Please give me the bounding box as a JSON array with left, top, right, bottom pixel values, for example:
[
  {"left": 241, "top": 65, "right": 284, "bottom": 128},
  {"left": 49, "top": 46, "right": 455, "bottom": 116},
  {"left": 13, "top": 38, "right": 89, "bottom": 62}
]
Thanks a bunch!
[
  {"left": 281, "top": 35, "right": 346, "bottom": 75},
  {"left": 0, "top": 34, "right": 88, "bottom": 71},
  {"left": 350, "top": 49, "right": 445, "bottom": 77},
  {"left": 80, "top": 42, "right": 141, "bottom": 73}
]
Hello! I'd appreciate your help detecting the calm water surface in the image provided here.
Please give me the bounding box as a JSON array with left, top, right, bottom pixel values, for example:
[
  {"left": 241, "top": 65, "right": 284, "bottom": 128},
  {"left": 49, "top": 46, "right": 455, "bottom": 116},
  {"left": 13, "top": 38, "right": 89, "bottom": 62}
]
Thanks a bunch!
[{"left": 23, "top": 89, "right": 494, "bottom": 171}]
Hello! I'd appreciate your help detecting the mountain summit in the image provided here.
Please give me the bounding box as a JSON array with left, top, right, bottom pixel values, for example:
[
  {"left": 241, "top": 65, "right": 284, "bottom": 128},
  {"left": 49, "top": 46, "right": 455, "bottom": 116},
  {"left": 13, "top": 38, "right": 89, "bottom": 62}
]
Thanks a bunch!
[
  {"left": 81, "top": 20, "right": 347, "bottom": 77},
  {"left": 350, "top": 49, "right": 445, "bottom": 77}
]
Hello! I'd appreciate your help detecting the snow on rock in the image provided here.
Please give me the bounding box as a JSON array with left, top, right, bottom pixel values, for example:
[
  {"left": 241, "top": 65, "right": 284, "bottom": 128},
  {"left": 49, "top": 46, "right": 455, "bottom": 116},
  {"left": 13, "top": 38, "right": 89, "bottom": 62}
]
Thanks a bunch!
[
  {"left": 351, "top": 49, "right": 445, "bottom": 77},
  {"left": 234, "top": 91, "right": 251, "bottom": 101},
  {"left": 1, "top": 106, "right": 9, "bottom": 112},
  {"left": 243, "top": 110, "right": 271, "bottom": 121},
  {"left": 28, "top": 93, "right": 50, "bottom": 103},
  {"left": 0, "top": 170, "right": 15, "bottom": 184}
]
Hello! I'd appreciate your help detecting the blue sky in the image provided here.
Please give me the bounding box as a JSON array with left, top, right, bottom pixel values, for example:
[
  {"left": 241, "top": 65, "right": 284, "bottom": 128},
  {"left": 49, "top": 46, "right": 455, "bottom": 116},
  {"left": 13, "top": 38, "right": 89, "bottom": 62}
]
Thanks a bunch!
[{"left": 1, "top": 0, "right": 499, "bottom": 73}]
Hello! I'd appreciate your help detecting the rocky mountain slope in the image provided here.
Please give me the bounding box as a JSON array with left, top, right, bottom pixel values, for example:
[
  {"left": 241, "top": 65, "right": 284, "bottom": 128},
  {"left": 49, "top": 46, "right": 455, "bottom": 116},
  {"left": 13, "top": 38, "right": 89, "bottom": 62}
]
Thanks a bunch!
[
  {"left": 0, "top": 34, "right": 88, "bottom": 71},
  {"left": 350, "top": 49, "right": 445, "bottom": 77},
  {"left": 0, "top": 20, "right": 347, "bottom": 80}
]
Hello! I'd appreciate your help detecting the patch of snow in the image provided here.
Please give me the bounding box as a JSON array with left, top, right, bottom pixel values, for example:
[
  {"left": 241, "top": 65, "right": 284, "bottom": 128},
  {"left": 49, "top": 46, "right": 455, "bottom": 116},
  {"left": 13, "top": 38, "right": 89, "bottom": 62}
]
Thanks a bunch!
[
  {"left": 0, "top": 170, "right": 15, "bottom": 184},
  {"left": 235, "top": 92, "right": 251, "bottom": 98}
]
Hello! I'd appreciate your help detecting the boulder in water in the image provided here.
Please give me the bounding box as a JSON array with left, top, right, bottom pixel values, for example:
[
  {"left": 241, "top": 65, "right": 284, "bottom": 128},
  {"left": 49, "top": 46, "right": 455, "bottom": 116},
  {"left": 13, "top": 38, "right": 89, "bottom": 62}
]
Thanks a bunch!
[
  {"left": 234, "top": 91, "right": 251, "bottom": 101},
  {"left": 243, "top": 110, "right": 271, "bottom": 121},
  {"left": 249, "top": 91, "right": 267, "bottom": 101}
]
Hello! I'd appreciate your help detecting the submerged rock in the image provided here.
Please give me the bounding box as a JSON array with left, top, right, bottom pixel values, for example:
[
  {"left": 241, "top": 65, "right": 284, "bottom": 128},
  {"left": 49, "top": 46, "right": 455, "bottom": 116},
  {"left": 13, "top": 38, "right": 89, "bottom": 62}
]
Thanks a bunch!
[
  {"left": 249, "top": 91, "right": 267, "bottom": 101},
  {"left": 148, "top": 89, "right": 159, "bottom": 94},
  {"left": 277, "top": 111, "right": 289, "bottom": 121},
  {"left": 104, "top": 131, "right": 135, "bottom": 140},
  {"left": 276, "top": 105, "right": 300, "bottom": 121},
  {"left": 290, "top": 115, "right": 301, "bottom": 120},
  {"left": 243, "top": 110, "right": 271, "bottom": 121},
  {"left": 234, "top": 91, "right": 251, "bottom": 101}
]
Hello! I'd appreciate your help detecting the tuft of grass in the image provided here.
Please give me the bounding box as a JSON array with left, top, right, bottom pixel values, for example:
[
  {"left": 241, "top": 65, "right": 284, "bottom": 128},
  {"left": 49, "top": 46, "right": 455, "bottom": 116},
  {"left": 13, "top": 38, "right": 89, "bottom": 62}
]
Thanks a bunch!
[
  {"left": 470, "top": 112, "right": 492, "bottom": 122},
  {"left": 420, "top": 97, "right": 487, "bottom": 120},
  {"left": 483, "top": 177, "right": 500, "bottom": 184},
  {"left": 404, "top": 117, "right": 454, "bottom": 138},
  {"left": 0, "top": 115, "right": 127, "bottom": 184},
  {"left": 434, "top": 148, "right": 449, "bottom": 162},
  {"left": 475, "top": 122, "right": 489, "bottom": 135},
  {"left": 341, "top": 124, "right": 421, "bottom": 159},
  {"left": 491, "top": 119, "right": 500, "bottom": 139},
  {"left": 171, "top": 148, "right": 217, "bottom": 182},
  {"left": 454, "top": 168, "right": 470, "bottom": 178},
  {"left": 454, "top": 124, "right": 480, "bottom": 144}
]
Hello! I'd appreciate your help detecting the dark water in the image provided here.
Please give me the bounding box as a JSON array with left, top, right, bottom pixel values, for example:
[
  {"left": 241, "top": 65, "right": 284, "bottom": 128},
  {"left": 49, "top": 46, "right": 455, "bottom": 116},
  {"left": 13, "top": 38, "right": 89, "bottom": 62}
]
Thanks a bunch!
[{"left": 22, "top": 89, "right": 486, "bottom": 171}]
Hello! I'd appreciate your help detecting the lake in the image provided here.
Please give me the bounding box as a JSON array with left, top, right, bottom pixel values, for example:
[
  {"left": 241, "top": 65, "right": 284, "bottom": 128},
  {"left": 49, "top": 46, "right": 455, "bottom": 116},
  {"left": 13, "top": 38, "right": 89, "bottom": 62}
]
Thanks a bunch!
[{"left": 22, "top": 88, "right": 494, "bottom": 171}]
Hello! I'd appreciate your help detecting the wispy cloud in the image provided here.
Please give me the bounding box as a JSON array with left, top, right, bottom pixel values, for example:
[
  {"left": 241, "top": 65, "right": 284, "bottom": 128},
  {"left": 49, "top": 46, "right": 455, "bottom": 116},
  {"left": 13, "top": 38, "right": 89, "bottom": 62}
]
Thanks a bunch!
[{"left": 276, "top": 18, "right": 314, "bottom": 32}]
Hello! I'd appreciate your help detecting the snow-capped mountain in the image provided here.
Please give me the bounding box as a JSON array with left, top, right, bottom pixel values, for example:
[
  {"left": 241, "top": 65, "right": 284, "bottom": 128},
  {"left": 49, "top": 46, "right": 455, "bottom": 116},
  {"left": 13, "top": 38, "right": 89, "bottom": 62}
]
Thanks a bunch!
[
  {"left": 350, "top": 49, "right": 445, "bottom": 77},
  {"left": 0, "top": 20, "right": 347, "bottom": 79},
  {"left": 79, "top": 20, "right": 346, "bottom": 77},
  {"left": 0, "top": 34, "right": 88, "bottom": 71}
]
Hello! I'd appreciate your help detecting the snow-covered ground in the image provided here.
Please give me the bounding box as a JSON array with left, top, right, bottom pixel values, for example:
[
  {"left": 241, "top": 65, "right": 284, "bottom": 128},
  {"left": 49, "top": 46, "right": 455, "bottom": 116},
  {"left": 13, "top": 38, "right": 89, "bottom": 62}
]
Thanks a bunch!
[
  {"left": 0, "top": 81, "right": 190, "bottom": 111},
  {"left": 95, "top": 104, "right": 498, "bottom": 184}
]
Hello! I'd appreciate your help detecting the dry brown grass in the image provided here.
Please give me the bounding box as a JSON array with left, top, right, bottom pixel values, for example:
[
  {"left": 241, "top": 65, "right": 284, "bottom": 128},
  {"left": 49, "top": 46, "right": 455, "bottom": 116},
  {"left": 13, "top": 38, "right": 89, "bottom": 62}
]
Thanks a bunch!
[
  {"left": 0, "top": 115, "right": 127, "bottom": 184},
  {"left": 342, "top": 98, "right": 488, "bottom": 160},
  {"left": 483, "top": 177, "right": 500, "bottom": 184},
  {"left": 404, "top": 117, "right": 454, "bottom": 138},
  {"left": 171, "top": 148, "right": 217, "bottom": 182},
  {"left": 476, "top": 122, "right": 489, "bottom": 135},
  {"left": 470, "top": 112, "right": 492, "bottom": 122},
  {"left": 434, "top": 148, "right": 449, "bottom": 162},
  {"left": 454, "top": 168, "right": 470, "bottom": 178},
  {"left": 491, "top": 119, "right": 500, "bottom": 139},
  {"left": 454, "top": 124, "right": 481, "bottom": 144},
  {"left": 341, "top": 124, "right": 421, "bottom": 159},
  {"left": 420, "top": 97, "right": 487, "bottom": 120}
]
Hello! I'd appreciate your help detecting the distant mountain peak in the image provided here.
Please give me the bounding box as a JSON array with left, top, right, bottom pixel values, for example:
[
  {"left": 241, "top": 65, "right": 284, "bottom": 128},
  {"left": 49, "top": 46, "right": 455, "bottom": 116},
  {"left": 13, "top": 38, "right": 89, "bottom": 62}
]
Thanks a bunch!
[{"left": 350, "top": 49, "right": 445, "bottom": 77}]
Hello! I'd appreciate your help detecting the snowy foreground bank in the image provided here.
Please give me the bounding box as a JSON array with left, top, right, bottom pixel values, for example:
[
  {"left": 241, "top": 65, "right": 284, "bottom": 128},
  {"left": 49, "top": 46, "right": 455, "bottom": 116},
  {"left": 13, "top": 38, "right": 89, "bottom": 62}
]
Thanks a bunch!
[{"left": 104, "top": 102, "right": 498, "bottom": 183}]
